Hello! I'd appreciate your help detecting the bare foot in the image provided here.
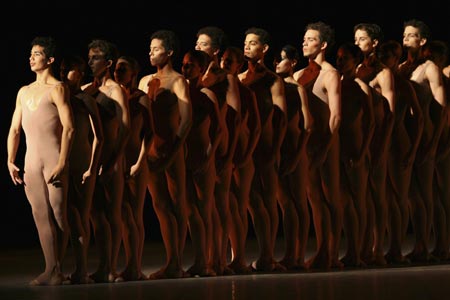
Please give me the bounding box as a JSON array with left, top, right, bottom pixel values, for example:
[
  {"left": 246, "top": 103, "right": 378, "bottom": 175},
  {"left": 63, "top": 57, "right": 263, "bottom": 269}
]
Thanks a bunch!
[
  {"left": 431, "top": 249, "right": 448, "bottom": 261},
  {"left": 30, "top": 272, "right": 64, "bottom": 286},
  {"left": 306, "top": 251, "right": 331, "bottom": 270},
  {"left": 295, "top": 260, "right": 309, "bottom": 271},
  {"left": 366, "top": 253, "right": 387, "bottom": 267},
  {"left": 278, "top": 257, "right": 299, "bottom": 271},
  {"left": 222, "top": 266, "right": 235, "bottom": 275},
  {"left": 406, "top": 250, "right": 439, "bottom": 263},
  {"left": 361, "top": 251, "right": 374, "bottom": 264},
  {"left": 186, "top": 264, "right": 216, "bottom": 277},
  {"left": 212, "top": 264, "right": 235, "bottom": 276},
  {"left": 114, "top": 268, "right": 143, "bottom": 282},
  {"left": 250, "top": 259, "right": 286, "bottom": 273},
  {"left": 64, "top": 272, "right": 94, "bottom": 285},
  {"left": 89, "top": 271, "right": 116, "bottom": 283},
  {"left": 250, "top": 259, "right": 274, "bottom": 272},
  {"left": 148, "top": 267, "right": 189, "bottom": 280},
  {"left": 331, "top": 258, "right": 345, "bottom": 269},
  {"left": 340, "top": 255, "right": 366, "bottom": 268},
  {"left": 385, "top": 252, "right": 411, "bottom": 266},
  {"left": 228, "top": 261, "right": 253, "bottom": 275}
]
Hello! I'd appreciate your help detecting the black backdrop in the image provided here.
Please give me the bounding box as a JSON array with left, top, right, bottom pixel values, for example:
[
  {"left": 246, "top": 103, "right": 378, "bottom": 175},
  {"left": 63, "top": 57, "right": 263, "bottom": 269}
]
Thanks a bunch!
[{"left": 2, "top": 1, "right": 449, "bottom": 248}]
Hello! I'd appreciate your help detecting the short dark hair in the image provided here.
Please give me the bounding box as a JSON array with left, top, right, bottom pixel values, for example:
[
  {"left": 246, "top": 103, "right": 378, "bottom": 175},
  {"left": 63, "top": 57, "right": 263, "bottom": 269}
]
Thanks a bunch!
[
  {"left": 60, "top": 54, "right": 87, "bottom": 82},
  {"left": 197, "top": 26, "right": 229, "bottom": 54},
  {"left": 338, "top": 42, "right": 364, "bottom": 65},
  {"left": 88, "top": 39, "right": 119, "bottom": 63},
  {"left": 184, "top": 49, "right": 211, "bottom": 73},
  {"left": 377, "top": 40, "right": 403, "bottom": 62},
  {"left": 306, "top": 21, "right": 335, "bottom": 50},
  {"left": 151, "top": 29, "right": 181, "bottom": 61},
  {"left": 223, "top": 46, "right": 245, "bottom": 65},
  {"left": 422, "top": 40, "right": 448, "bottom": 68},
  {"left": 245, "top": 27, "right": 271, "bottom": 45},
  {"left": 118, "top": 55, "right": 141, "bottom": 74},
  {"left": 282, "top": 44, "right": 299, "bottom": 61},
  {"left": 31, "top": 36, "right": 57, "bottom": 58},
  {"left": 353, "top": 23, "right": 384, "bottom": 42},
  {"left": 403, "top": 19, "right": 431, "bottom": 40}
]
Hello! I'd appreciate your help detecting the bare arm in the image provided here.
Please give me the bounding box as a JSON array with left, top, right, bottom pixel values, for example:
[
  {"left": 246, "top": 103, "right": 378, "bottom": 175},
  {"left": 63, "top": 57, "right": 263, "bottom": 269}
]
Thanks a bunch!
[
  {"left": 297, "top": 83, "right": 313, "bottom": 148},
  {"left": 424, "top": 62, "right": 447, "bottom": 162},
  {"left": 271, "top": 76, "right": 288, "bottom": 161},
  {"left": 149, "top": 75, "right": 192, "bottom": 172},
  {"left": 48, "top": 83, "right": 75, "bottom": 184},
  {"left": 428, "top": 62, "right": 446, "bottom": 107},
  {"left": 326, "top": 69, "right": 342, "bottom": 134},
  {"left": 378, "top": 68, "right": 396, "bottom": 113},
  {"left": 7, "top": 88, "right": 24, "bottom": 185},
  {"left": 280, "top": 84, "right": 311, "bottom": 176},
  {"left": 82, "top": 94, "right": 104, "bottom": 183},
  {"left": 310, "top": 69, "right": 341, "bottom": 168},
  {"left": 405, "top": 81, "right": 424, "bottom": 166},
  {"left": 130, "top": 93, "right": 153, "bottom": 177},
  {"left": 202, "top": 87, "right": 225, "bottom": 159},
  {"left": 115, "top": 84, "right": 131, "bottom": 154},
  {"left": 138, "top": 75, "right": 151, "bottom": 94},
  {"left": 103, "top": 85, "right": 130, "bottom": 174},
  {"left": 356, "top": 79, "right": 375, "bottom": 164},
  {"left": 131, "top": 137, "right": 150, "bottom": 177},
  {"left": 174, "top": 76, "right": 193, "bottom": 145},
  {"left": 239, "top": 88, "right": 261, "bottom": 167},
  {"left": 294, "top": 84, "right": 312, "bottom": 165},
  {"left": 226, "top": 74, "right": 241, "bottom": 113},
  {"left": 220, "top": 75, "right": 242, "bottom": 170}
]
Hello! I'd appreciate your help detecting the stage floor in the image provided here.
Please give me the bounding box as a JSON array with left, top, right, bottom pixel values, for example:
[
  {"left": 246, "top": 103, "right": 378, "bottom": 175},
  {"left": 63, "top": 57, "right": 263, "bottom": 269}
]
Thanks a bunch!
[{"left": 2, "top": 236, "right": 450, "bottom": 300}]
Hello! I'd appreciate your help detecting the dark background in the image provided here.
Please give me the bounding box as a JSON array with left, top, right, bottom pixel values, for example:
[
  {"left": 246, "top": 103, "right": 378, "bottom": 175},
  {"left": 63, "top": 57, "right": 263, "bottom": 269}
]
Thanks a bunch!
[{"left": 2, "top": 1, "right": 449, "bottom": 248}]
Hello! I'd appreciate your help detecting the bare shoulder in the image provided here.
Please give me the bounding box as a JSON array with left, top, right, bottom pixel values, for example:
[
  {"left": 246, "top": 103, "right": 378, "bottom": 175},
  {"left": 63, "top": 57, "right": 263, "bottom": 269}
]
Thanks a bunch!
[
  {"left": 322, "top": 65, "right": 340, "bottom": 80},
  {"left": 377, "top": 66, "right": 394, "bottom": 80},
  {"left": 51, "top": 81, "right": 68, "bottom": 96},
  {"left": 50, "top": 82, "right": 69, "bottom": 106},
  {"left": 443, "top": 65, "right": 450, "bottom": 78},
  {"left": 321, "top": 61, "right": 338, "bottom": 72},
  {"left": 273, "top": 72, "right": 285, "bottom": 86},
  {"left": 109, "top": 81, "right": 128, "bottom": 102},
  {"left": 355, "top": 78, "right": 371, "bottom": 95},
  {"left": 17, "top": 84, "right": 30, "bottom": 96},
  {"left": 227, "top": 73, "right": 238, "bottom": 84},
  {"left": 293, "top": 69, "right": 305, "bottom": 81},
  {"left": 424, "top": 59, "right": 440, "bottom": 73},
  {"left": 172, "top": 72, "right": 189, "bottom": 87},
  {"left": 77, "top": 91, "right": 96, "bottom": 105},
  {"left": 398, "top": 60, "right": 407, "bottom": 68},
  {"left": 238, "top": 70, "right": 248, "bottom": 81},
  {"left": 138, "top": 74, "right": 154, "bottom": 92},
  {"left": 200, "top": 87, "right": 218, "bottom": 103},
  {"left": 140, "top": 73, "right": 154, "bottom": 83},
  {"left": 284, "top": 76, "right": 299, "bottom": 86},
  {"left": 81, "top": 82, "right": 93, "bottom": 91}
]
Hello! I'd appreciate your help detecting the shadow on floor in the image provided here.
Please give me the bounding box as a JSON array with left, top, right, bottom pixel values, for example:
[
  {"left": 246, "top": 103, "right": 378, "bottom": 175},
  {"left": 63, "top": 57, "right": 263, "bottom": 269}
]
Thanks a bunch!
[{"left": 2, "top": 238, "right": 450, "bottom": 300}]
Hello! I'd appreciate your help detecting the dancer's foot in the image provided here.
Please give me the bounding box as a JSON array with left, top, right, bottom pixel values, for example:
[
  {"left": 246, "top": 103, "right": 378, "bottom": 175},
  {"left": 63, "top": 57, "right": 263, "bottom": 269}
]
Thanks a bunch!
[
  {"left": 186, "top": 264, "right": 217, "bottom": 277},
  {"left": 148, "top": 267, "right": 190, "bottom": 280},
  {"left": 30, "top": 271, "right": 65, "bottom": 286},
  {"left": 406, "top": 250, "right": 440, "bottom": 263},
  {"left": 228, "top": 261, "right": 253, "bottom": 275},
  {"left": 63, "top": 273, "right": 94, "bottom": 285},
  {"left": 114, "top": 268, "right": 145, "bottom": 282},
  {"left": 89, "top": 271, "right": 116, "bottom": 283},
  {"left": 340, "top": 255, "right": 366, "bottom": 268},
  {"left": 385, "top": 252, "right": 411, "bottom": 266},
  {"left": 306, "top": 251, "right": 331, "bottom": 270},
  {"left": 278, "top": 257, "right": 300, "bottom": 271}
]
